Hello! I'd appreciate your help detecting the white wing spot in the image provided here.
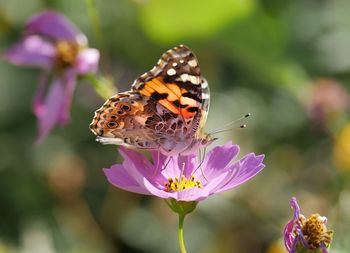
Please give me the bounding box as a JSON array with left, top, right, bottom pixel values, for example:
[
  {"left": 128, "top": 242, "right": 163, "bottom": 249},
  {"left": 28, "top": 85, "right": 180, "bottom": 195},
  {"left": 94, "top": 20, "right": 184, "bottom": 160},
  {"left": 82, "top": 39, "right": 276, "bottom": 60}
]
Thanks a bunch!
[
  {"left": 167, "top": 68, "right": 176, "bottom": 76},
  {"left": 180, "top": 74, "right": 200, "bottom": 84},
  {"left": 202, "top": 93, "right": 210, "bottom": 99},
  {"left": 188, "top": 59, "right": 197, "bottom": 67},
  {"left": 172, "top": 62, "right": 178, "bottom": 67},
  {"left": 201, "top": 80, "right": 208, "bottom": 88},
  {"left": 180, "top": 60, "right": 184, "bottom": 64}
]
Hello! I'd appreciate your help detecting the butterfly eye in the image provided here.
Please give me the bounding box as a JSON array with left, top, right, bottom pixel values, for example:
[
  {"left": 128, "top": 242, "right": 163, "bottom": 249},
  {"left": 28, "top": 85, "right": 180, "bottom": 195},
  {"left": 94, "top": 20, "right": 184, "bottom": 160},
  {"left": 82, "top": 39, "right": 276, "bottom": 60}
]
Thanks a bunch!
[{"left": 107, "top": 121, "right": 119, "bottom": 128}]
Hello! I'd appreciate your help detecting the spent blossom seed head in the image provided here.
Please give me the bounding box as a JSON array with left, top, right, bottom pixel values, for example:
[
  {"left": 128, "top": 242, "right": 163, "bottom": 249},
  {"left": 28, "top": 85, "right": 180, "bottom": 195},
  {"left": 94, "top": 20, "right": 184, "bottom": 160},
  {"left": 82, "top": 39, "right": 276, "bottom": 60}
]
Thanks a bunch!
[{"left": 284, "top": 197, "right": 333, "bottom": 253}]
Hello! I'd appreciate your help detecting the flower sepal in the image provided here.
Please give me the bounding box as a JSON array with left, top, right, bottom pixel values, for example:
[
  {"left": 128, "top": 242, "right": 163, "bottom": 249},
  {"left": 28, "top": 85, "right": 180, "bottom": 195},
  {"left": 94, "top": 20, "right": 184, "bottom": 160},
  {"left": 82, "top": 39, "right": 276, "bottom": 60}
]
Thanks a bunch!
[{"left": 166, "top": 199, "right": 198, "bottom": 216}]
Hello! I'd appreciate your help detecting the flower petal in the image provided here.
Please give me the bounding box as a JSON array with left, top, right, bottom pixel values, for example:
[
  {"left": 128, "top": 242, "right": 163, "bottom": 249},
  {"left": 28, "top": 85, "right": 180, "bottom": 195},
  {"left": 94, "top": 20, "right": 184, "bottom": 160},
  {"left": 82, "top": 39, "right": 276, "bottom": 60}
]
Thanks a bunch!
[
  {"left": 199, "top": 141, "right": 240, "bottom": 180},
  {"left": 103, "top": 165, "right": 152, "bottom": 195},
  {"left": 35, "top": 77, "right": 66, "bottom": 144},
  {"left": 284, "top": 218, "right": 295, "bottom": 252},
  {"left": 214, "top": 153, "right": 265, "bottom": 193},
  {"left": 32, "top": 72, "right": 50, "bottom": 118},
  {"left": 75, "top": 48, "right": 100, "bottom": 74},
  {"left": 3, "top": 35, "right": 55, "bottom": 68},
  {"left": 119, "top": 147, "right": 167, "bottom": 185},
  {"left": 57, "top": 69, "right": 77, "bottom": 124},
  {"left": 176, "top": 187, "right": 210, "bottom": 201},
  {"left": 290, "top": 197, "right": 301, "bottom": 220},
  {"left": 25, "top": 11, "right": 86, "bottom": 43}
]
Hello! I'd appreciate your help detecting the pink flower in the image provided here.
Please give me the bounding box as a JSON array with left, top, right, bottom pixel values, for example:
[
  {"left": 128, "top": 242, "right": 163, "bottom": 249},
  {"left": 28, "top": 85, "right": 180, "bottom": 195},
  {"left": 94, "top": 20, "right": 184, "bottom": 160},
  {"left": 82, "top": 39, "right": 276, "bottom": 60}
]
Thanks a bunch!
[
  {"left": 104, "top": 142, "right": 265, "bottom": 201},
  {"left": 3, "top": 11, "right": 100, "bottom": 143},
  {"left": 284, "top": 197, "right": 333, "bottom": 253}
]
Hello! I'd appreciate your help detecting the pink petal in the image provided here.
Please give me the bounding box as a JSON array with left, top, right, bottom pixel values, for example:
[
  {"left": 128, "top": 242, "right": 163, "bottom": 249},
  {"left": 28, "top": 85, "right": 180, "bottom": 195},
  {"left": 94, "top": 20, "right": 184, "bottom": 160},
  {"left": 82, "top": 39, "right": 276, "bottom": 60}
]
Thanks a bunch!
[
  {"left": 176, "top": 187, "right": 210, "bottom": 201},
  {"left": 119, "top": 147, "right": 167, "bottom": 186},
  {"left": 57, "top": 69, "right": 77, "bottom": 124},
  {"left": 103, "top": 165, "right": 153, "bottom": 195},
  {"left": 75, "top": 48, "right": 100, "bottom": 74},
  {"left": 214, "top": 153, "right": 265, "bottom": 193},
  {"left": 284, "top": 218, "right": 295, "bottom": 251},
  {"left": 198, "top": 142, "right": 240, "bottom": 180},
  {"left": 35, "top": 77, "right": 66, "bottom": 144},
  {"left": 35, "top": 69, "right": 77, "bottom": 143},
  {"left": 25, "top": 10, "right": 86, "bottom": 43},
  {"left": 32, "top": 71, "right": 50, "bottom": 118},
  {"left": 3, "top": 35, "right": 55, "bottom": 69}
]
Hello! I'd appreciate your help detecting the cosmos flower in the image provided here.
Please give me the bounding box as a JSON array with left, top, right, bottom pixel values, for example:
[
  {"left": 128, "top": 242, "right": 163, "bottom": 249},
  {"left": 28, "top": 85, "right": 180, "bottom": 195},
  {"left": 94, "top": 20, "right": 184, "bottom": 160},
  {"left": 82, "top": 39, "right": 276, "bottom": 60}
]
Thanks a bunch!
[
  {"left": 103, "top": 142, "right": 265, "bottom": 201},
  {"left": 3, "top": 11, "right": 100, "bottom": 142},
  {"left": 284, "top": 197, "right": 333, "bottom": 253}
]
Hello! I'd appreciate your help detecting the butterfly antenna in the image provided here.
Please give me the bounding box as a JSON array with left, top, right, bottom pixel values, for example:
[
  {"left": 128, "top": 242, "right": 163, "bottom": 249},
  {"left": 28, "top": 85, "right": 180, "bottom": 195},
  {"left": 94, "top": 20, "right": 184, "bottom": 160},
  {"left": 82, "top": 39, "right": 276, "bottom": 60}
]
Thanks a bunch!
[{"left": 209, "top": 113, "right": 251, "bottom": 135}]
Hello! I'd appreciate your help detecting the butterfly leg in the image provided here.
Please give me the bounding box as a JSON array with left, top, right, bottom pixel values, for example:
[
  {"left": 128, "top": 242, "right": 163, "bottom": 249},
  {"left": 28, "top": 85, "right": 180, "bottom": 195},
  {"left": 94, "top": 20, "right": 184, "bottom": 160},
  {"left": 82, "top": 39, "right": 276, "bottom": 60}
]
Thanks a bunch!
[{"left": 192, "top": 147, "right": 208, "bottom": 182}]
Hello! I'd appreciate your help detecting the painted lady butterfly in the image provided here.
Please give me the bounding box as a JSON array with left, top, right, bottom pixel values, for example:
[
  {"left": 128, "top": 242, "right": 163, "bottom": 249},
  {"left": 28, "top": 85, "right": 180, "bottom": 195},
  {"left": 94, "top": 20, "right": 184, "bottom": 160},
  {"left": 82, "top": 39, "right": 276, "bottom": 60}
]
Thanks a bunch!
[{"left": 89, "top": 45, "right": 212, "bottom": 155}]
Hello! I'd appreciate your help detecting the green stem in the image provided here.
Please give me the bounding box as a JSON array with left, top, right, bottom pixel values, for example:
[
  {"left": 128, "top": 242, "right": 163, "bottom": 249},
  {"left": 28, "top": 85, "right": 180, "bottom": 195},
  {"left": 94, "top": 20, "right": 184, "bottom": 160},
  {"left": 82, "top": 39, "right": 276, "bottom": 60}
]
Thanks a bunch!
[
  {"left": 85, "top": 0, "right": 110, "bottom": 74},
  {"left": 85, "top": 0, "right": 103, "bottom": 45},
  {"left": 81, "top": 74, "right": 116, "bottom": 100},
  {"left": 178, "top": 214, "right": 187, "bottom": 253}
]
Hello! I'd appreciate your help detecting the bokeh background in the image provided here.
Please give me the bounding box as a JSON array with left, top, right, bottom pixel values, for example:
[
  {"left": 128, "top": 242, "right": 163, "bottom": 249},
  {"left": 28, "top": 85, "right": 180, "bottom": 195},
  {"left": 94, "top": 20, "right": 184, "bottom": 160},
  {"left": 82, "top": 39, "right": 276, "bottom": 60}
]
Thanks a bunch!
[{"left": 1, "top": 0, "right": 350, "bottom": 252}]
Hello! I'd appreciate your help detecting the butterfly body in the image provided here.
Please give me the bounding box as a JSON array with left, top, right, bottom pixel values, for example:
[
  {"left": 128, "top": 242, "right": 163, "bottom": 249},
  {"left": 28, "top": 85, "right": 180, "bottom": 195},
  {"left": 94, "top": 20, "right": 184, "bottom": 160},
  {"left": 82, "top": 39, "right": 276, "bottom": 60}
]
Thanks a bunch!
[{"left": 90, "top": 45, "right": 212, "bottom": 155}]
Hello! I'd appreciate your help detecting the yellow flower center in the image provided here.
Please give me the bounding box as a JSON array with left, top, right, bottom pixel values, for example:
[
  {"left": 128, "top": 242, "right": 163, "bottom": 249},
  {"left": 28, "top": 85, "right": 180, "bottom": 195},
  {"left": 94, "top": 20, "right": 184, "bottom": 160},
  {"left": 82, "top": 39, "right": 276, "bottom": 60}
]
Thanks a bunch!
[
  {"left": 164, "top": 175, "right": 202, "bottom": 192},
  {"left": 301, "top": 213, "right": 333, "bottom": 249},
  {"left": 55, "top": 41, "right": 80, "bottom": 69}
]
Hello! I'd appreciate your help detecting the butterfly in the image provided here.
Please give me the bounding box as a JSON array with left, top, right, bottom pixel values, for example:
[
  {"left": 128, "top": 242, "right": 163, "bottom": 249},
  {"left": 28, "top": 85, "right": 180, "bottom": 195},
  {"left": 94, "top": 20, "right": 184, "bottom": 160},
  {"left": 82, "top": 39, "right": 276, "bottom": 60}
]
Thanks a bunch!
[{"left": 89, "top": 45, "right": 213, "bottom": 155}]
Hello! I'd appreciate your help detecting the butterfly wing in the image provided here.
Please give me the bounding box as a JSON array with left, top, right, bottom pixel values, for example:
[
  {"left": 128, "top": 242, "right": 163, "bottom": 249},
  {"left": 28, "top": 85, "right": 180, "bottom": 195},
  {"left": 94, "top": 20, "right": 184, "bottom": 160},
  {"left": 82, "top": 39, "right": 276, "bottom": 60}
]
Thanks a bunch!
[{"left": 90, "top": 45, "right": 210, "bottom": 155}]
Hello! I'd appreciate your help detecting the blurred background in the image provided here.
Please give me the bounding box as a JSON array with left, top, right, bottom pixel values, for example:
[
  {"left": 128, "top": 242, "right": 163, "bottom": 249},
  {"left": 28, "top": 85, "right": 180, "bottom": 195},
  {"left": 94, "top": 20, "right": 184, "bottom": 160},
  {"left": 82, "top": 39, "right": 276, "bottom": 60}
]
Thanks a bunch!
[{"left": 1, "top": 0, "right": 350, "bottom": 252}]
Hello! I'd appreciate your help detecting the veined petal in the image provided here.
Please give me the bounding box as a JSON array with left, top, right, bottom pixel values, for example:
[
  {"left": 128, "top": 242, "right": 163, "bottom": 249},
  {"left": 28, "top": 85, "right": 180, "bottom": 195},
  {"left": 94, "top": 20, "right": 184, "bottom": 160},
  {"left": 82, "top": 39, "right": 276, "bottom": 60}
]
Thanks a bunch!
[
  {"left": 176, "top": 186, "right": 210, "bottom": 201},
  {"left": 75, "top": 48, "right": 100, "bottom": 74},
  {"left": 25, "top": 11, "right": 87, "bottom": 44},
  {"left": 284, "top": 218, "right": 295, "bottom": 252},
  {"left": 119, "top": 147, "right": 166, "bottom": 185},
  {"left": 200, "top": 142, "right": 240, "bottom": 180},
  {"left": 103, "top": 165, "right": 153, "bottom": 195},
  {"left": 214, "top": 153, "right": 265, "bottom": 193},
  {"left": 3, "top": 35, "right": 55, "bottom": 69}
]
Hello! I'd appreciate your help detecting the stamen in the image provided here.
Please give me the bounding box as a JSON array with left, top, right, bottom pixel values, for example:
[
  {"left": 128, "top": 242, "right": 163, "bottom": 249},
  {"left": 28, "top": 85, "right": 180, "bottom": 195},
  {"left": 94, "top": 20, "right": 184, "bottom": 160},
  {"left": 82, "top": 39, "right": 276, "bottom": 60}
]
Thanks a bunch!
[
  {"left": 301, "top": 213, "right": 333, "bottom": 249},
  {"left": 55, "top": 41, "right": 80, "bottom": 69},
  {"left": 164, "top": 173, "right": 203, "bottom": 192}
]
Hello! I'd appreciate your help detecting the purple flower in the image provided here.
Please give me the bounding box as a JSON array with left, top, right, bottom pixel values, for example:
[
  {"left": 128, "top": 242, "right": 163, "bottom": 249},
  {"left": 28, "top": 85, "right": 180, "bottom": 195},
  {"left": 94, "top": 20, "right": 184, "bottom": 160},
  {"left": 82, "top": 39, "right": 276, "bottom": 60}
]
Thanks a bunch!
[
  {"left": 3, "top": 11, "right": 100, "bottom": 143},
  {"left": 284, "top": 197, "right": 333, "bottom": 253},
  {"left": 103, "top": 142, "right": 265, "bottom": 201}
]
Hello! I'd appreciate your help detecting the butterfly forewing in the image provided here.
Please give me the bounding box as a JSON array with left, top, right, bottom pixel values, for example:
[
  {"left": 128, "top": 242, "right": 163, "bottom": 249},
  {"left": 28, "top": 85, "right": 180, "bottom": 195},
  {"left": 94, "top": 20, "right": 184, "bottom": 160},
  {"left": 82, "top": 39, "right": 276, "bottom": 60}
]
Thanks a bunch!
[{"left": 90, "top": 45, "right": 210, "bottom": 155}]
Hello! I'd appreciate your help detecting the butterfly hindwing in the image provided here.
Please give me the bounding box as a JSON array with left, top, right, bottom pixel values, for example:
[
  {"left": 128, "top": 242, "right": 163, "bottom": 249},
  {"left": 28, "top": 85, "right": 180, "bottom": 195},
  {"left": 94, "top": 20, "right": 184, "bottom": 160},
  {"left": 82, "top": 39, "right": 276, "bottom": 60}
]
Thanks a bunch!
[{"left": 90, "top": 45, "right": 210, "bottom": 155}]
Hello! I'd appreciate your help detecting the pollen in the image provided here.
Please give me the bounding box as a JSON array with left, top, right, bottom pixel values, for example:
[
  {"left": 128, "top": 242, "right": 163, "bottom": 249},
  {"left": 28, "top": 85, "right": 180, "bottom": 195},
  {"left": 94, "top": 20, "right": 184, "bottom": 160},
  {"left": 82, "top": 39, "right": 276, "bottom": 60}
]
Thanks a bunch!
[
  {"left": 164, "top": 175, "right": 202, "bottom": 192},
  {"left": 55, "top": 40, "right": 80, "bottom": 69},
  {"left": 301, "top": 213, "right": 334, "bottom": 249}
]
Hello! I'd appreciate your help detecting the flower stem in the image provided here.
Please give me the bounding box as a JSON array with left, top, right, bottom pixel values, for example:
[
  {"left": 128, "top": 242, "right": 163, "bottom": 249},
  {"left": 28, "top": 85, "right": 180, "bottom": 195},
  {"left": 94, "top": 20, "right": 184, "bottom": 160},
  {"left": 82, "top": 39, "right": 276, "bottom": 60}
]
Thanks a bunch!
[
  {"left": 178, "top": 213, "right": 187, "bottom": 253},
  {"left": 85, "top": 0, "right": 111, "bottom": 74},
  {"left": 81, "top": 74, "right": 116, "bottom": 100},
  {"left": 85, "top": 0, "right": 103, "bottom": 46}
]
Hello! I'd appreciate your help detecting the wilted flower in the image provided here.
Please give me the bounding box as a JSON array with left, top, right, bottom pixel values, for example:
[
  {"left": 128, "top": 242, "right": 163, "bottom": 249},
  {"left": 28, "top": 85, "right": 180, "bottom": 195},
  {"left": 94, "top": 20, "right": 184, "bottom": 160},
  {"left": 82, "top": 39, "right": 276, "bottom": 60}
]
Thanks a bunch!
[
  {"left": 284, "top": 197, "right": 333, "bottom": 253},
  {"left": 3, "top": 11, "right": 100, "bottom": 142},
  {"left": 104, "top": 142, "right": 265, "bottom": 201}
]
